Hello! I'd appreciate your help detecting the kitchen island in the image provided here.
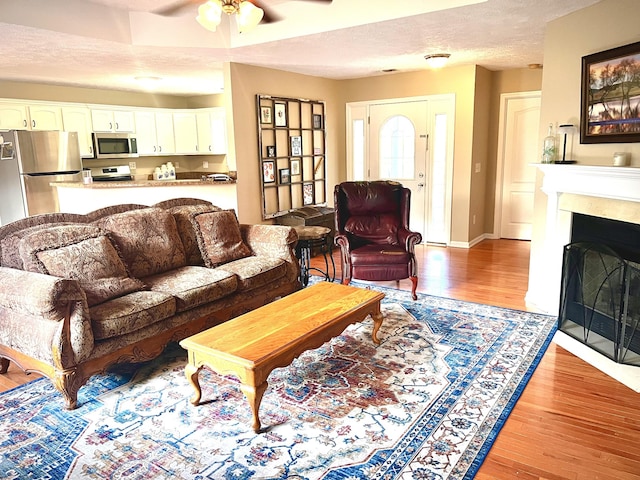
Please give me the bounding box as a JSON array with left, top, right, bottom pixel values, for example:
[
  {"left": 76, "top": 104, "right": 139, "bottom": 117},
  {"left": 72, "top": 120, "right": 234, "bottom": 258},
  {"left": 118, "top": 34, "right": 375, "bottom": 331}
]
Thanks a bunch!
[{"left": 52, "top": 178, "right": 238, "bottom": 214}]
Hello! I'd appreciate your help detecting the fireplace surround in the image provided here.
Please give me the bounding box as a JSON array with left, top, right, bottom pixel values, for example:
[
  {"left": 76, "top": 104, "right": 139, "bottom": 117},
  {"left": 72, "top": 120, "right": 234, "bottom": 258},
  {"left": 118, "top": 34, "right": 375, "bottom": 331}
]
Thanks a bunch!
[{"left": 534, "top": 164, "right": 640, "bottom": 391}]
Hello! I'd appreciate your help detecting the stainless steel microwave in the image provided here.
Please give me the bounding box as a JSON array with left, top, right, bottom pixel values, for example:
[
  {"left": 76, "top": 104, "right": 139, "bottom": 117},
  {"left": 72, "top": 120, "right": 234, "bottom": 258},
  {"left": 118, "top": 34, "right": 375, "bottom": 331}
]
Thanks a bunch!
[{"left": 92, "top": 132, "right": 138, "bottom": 159}]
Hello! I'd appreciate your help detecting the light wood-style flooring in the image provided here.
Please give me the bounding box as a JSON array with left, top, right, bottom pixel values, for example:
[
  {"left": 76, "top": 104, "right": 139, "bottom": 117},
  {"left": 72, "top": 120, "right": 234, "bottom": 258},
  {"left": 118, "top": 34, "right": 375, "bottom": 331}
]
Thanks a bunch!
[
  {"left": 2, "top": 239, "right": 639, "bottom": 479},
  {"left": 314, "top": 239, "right": 640, "bottom": 479}
]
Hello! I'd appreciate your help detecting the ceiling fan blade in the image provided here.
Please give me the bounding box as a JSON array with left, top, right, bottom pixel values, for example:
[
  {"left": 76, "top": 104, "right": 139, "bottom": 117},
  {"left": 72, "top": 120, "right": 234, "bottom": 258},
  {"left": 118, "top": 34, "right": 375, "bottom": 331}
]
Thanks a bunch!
[
  {"left": 154, "top": 0, "right": 200, "bottom": 16},
  {"left": 247, "top": 0, "right": 282, "bottom": 24}
]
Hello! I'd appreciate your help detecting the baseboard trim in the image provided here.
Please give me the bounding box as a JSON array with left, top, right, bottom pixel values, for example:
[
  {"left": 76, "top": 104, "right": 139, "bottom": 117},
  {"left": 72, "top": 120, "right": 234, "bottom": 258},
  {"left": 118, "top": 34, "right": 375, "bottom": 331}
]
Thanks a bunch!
[{"left": 449, "top": 233, "right": 490, "bottom": 249}]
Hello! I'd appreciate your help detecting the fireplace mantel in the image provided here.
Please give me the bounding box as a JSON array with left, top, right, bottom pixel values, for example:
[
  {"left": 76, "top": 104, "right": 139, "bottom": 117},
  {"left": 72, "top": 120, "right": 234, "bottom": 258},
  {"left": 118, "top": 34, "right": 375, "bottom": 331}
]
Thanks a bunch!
[
  {"left": 536, "top": 164, "right": 640, "bottom": 202},
  {"left": 533, "top": 163, "right": 640, "bottom": 391}
]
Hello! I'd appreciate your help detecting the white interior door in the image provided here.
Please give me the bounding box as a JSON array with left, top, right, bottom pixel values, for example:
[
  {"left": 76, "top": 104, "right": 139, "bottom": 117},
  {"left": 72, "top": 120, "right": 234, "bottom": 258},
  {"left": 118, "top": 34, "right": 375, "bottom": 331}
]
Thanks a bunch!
[{"left": 496, "top": 92, "right": 541, "bottom": 240}]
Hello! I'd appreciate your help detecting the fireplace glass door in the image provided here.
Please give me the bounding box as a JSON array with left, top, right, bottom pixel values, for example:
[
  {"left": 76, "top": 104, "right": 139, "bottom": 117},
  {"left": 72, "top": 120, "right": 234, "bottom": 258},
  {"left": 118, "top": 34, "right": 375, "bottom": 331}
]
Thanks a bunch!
[{"left": 559, "top": 242, "right": 640, "bottom": 366}]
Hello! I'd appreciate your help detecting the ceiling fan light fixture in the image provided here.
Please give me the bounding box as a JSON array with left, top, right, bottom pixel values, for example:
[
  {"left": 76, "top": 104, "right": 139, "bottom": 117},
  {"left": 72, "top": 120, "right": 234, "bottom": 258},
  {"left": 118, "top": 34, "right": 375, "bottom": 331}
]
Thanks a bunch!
[
  {"left": 196, "top": 1, "right": 223, "bottom": 32},
  {"left": 424, "top": 53, "right": 450, "bottom": 69},
  {"left": 236, "top": 1, "right": 264, "bottom": 33}
]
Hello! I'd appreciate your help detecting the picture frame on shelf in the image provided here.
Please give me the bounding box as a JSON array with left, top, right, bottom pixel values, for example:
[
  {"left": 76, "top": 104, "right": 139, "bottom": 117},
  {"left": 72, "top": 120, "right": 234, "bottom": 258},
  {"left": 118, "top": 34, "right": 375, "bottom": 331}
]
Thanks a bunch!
[
  {"left": 266, "top": 145, "right": 276, "bottom": 157},
  {"left": 279, "top": 168, "right": 290, "bottom": 184},
  {"left": 291, "top": 159, "right": 300, "bottom": 175},
  {"left": 263, "top": 161, "right": 275, "bottom": 183},
  {"left": 313, "top": 114, "right": 322, "bottom": 129},
  {"left": 290, "top": 135, "right": 302, "bottom": 156},
  {"left": 303, "top": 183, "right": 313, "bottom": 205},
  {"left": 260, "top": 106, "right": 272, "bottom": 125},
  {"left": 580, "top": 40, "right": 640, "bottom": 144},
  {"left": 274, "top": 103, "right": 287, "bottom": 127}
]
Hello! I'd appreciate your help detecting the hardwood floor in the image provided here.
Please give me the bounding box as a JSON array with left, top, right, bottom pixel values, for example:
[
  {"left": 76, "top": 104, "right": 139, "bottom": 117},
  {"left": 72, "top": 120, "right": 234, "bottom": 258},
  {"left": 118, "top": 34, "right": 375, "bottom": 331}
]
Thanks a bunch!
[
  {"left": 315, "top": 239, "right": 640, "bottom": 479},
  {"left": 2, "top": 239, "right": 638, "bottom": 479}
]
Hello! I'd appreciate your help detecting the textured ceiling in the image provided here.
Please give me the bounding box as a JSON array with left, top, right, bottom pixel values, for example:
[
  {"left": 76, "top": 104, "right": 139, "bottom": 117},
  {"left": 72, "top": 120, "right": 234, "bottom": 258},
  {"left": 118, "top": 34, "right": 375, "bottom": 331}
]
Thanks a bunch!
[{"left": 0, "top": 0, "right": 601, "bottom": 96}]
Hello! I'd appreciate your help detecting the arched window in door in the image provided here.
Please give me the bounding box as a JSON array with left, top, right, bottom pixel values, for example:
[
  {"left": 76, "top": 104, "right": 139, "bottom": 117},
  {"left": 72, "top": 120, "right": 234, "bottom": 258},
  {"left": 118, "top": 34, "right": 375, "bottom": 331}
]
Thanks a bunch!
[{"left": 379, "top": 115, "right": 415, "bottom": 179}]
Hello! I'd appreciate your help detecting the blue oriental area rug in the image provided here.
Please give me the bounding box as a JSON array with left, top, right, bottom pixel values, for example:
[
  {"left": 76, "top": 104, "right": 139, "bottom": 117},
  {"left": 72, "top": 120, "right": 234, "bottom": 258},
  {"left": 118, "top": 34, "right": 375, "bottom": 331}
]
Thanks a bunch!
[{"left": 0, "top": 282, "right": 556, "bottom": 479}]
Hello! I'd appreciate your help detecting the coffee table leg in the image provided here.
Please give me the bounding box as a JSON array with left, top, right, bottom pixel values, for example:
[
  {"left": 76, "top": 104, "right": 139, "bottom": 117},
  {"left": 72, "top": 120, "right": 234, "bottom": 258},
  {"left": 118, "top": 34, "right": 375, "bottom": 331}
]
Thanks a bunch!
[
  {"left": 371, "top": 305, "right": 384, "bottom": 345},
  {"left": 185, "top": 363, "right": 203, "bottom": 405},
  {"left": 240, "top": 381, "right": 268, "bottom": 433}
]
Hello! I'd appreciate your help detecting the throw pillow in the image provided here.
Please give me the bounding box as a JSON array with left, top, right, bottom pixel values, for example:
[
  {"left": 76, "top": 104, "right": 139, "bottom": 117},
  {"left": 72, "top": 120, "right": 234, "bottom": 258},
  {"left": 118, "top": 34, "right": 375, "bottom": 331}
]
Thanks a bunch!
[
  {"left": 18, "top": 224, "right": 144, "bottom": 306},
  {"left": 192, "top": 210, "right": 252, "bottom": 268}
]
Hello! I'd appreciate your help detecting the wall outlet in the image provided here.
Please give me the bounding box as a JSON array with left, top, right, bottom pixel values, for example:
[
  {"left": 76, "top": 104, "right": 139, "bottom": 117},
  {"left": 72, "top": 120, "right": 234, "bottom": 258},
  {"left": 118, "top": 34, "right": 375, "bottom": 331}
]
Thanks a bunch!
[
  {"left": 175, "top": 162, "right": 180, "bottom": 169},
  {"left": 475, "top": 163, "right": 481, "bottom": 173},
  {"left": 203, "top": 160, "right": 209, "bottom": 168},
  {"left": 473, "top": 214, "right": 476, "bottom": 225},
  {"left": 129, "top": 161, "right": 136, "bottom": 171}
]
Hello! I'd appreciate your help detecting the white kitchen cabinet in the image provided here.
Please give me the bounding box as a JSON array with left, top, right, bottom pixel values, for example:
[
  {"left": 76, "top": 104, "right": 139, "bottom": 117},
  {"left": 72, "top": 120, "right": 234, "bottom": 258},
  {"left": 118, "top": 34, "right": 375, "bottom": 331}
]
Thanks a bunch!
[
  {"left": 0, "top": 102, "right": 29, "bottom": 129},
  {"left": 134, "top": 110, "right": 175, "bottom": 155},
  {"left": 173, "top": 112, "right": 199, "bottom": 154},
  {"left": 154, "top": 112, "right": 175, "bottom": 155},
  {"left": 196, "top": 107, "right": 227, "bottom": 155},
  {"left": 28, "top": 105, "right": 63, "bottom": 130},
  {"left": 91, "top": 109, "right": 135, "bottom": 133},
  {"left": 62, "top": 106, "right": 94, "bottom": 157},
  {"left": 134, "top": 110, "right": 158, "bottom": 155}
]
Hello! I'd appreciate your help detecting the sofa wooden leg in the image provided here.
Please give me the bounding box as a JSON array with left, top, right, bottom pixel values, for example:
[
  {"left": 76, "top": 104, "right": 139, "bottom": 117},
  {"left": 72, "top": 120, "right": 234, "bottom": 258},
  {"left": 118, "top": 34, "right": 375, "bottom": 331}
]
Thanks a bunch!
[
  {"left": 410, "top": 276, "right": 418, "bottom": 301},
  {"left": 54, "top": 367, "right": 82, "bottom": 410},
  {"left": 0, "top": 357, "right": 9, "bottom": 374}
]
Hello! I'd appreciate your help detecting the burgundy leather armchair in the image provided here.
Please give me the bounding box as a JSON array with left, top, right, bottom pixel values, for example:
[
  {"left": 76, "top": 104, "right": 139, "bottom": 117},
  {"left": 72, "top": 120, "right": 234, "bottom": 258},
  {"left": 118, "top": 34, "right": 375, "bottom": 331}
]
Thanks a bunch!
[{"left": 334, "top": 181, "right": 422, "bottom": 300}]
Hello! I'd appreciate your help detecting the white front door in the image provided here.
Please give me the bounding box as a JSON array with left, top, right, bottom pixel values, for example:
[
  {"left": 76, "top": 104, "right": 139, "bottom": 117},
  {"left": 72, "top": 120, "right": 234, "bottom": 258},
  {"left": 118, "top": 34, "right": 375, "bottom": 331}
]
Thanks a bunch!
[
  {"left": 495, "top": 92, "right": 541, "bottom": 240},
  {"left": 367, "top": 97, "right": 454, "bottom": 244}
]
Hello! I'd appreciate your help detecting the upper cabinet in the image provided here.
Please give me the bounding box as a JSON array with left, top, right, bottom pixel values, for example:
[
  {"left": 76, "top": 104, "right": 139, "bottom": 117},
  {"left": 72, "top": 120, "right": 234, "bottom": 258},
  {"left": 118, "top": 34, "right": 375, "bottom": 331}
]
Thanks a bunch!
[
  {"left": 91, "top": 109, "right": 135, "bottom": 133},
  {"left": 173, "top": 112, "right": 199, "bottom": 154},
  {"left": 0, "top": 101, "right": 62, "bottom": 131},
  {"left": 61, "top": 106, "right": 94, "bottom": 158},
  {"left": 196, "top": 107, "right": 227, "bottom": 155},
  {"left": 27, "top": 105, "right": 63, "bottom": 130},
  {"left": 135, "top": 110, "right": 176, "bottom": 155},
  {"left": 0, "top": 102, "right": 29, "bottom": 129}
]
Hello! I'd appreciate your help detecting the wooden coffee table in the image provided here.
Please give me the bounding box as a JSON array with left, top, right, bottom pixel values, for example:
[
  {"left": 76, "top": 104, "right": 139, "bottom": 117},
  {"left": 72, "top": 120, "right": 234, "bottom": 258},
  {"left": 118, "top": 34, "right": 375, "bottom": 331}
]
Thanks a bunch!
[{"left": 179, "top": 282, "right": 385, "bottom": 433}]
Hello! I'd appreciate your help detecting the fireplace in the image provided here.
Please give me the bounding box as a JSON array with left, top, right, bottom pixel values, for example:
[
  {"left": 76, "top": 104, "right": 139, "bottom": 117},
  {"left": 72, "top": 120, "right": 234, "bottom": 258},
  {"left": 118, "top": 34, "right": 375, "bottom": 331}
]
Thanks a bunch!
[
  {"left": 534, "top": 164, "right": 640, "bottom": 391},
  {"left": 559, "top": 223, "right": 640, "bottom": 366}
]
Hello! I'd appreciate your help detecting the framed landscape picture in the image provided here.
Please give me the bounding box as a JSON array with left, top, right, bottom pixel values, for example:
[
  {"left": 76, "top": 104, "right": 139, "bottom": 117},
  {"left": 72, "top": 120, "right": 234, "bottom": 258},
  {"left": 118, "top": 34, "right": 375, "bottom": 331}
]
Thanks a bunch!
[
  {"left": 581, "top": 40, "right": 640, "bottom": 144},
  {"left": 279, "top": 168, "right": 290, "bottom": 184}
]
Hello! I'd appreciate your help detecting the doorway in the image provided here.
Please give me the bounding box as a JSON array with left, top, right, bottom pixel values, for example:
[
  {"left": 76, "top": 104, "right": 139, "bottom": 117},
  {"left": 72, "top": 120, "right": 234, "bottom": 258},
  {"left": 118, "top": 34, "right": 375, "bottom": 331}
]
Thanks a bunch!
[
  {"left": 346, "top": 95, "right": 455, "bottom": 245},
  {"left": 494, "top": 91, "right": 541, "bottom": 240}
]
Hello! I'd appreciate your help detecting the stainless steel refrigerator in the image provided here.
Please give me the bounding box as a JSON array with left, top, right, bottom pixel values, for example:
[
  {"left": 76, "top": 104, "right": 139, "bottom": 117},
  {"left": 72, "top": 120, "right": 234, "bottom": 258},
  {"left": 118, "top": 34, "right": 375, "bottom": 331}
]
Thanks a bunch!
[{"left": 0, "top": 130, "right": 82, "bottom": 225}]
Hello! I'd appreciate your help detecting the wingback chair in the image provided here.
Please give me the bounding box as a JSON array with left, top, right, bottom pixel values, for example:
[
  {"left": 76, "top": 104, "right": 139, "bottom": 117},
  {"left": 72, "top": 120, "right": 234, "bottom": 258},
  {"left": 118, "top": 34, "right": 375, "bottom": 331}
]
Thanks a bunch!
[{"left": 334, "top": 181, "right": 422, "bottom": 300}]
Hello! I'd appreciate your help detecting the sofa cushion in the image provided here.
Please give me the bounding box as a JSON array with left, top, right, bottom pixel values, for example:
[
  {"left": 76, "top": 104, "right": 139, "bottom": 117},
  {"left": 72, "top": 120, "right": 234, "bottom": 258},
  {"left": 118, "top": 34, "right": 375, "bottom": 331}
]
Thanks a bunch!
[
  {"left": 192, "top": 210, "right": 252, "bottom": 268},
  {"left": 17, "top": 224, "right": 145, "bottom": 306},
  {"left": 95, "top": 208, "right": 187, "bottom": 278},
  {"left": 218, "top": 256, "right": 287, "bottom": 292},
  {"left": 90, "top": 290, "right": 176, "bottom": 341},
  {"left": 1, "top": 222, "right": 78, "bottom": 270},
  {"left": 166, "top": 204, "right": 221, "bottom": 265},
  {"left": 142, "top": 266, "right": 237, "bottom": 312}
]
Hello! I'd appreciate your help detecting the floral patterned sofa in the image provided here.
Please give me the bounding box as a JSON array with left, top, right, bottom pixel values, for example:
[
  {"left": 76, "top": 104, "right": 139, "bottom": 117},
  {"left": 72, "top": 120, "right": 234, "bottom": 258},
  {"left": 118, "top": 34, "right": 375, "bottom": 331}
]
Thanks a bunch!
[{"left": 0, "top": 198, "right": 300, "bottom": 408}]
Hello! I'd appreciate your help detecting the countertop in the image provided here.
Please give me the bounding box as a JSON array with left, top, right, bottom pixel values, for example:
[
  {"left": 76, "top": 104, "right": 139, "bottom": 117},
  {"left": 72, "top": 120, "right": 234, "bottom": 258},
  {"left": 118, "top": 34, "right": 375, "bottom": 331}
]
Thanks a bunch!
[{"left": 53, "top": 179, "right": 236, "bottom": 188}]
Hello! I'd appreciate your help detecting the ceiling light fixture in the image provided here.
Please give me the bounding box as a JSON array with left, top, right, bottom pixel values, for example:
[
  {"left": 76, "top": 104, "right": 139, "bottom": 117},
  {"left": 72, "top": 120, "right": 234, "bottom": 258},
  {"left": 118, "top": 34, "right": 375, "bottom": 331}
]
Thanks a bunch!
[
  {"left": 196, "top": 0, "right": 264, "bottom": 34},
  {"left": 424, "top": 53, "right": 451, "bottom": 69}
]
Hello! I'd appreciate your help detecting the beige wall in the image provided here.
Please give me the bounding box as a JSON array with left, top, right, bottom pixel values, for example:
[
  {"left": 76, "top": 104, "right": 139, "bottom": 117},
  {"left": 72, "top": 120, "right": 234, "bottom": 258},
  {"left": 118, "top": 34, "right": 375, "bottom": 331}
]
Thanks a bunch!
[
  {"left": 528, "top": 0, "right": 640, "bottom": 310},
  {"left": 337, "top": 65, "right": 480, "bottom": 243},
  {"left": 225, "top": 63, "right": 340, "bottom": 224},
  {"left": 485, "top": 68, "right": 543, "bottom": 232},
  {"left": 0, "top": 80, "right": 189, "bottom": 108}
]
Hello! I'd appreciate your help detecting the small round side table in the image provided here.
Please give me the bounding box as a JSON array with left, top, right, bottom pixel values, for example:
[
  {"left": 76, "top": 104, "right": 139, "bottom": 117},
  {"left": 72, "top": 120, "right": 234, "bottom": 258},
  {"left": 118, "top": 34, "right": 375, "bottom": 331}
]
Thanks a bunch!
[{"left": 293, "top": 226, "right": 336, "bottom": 287}]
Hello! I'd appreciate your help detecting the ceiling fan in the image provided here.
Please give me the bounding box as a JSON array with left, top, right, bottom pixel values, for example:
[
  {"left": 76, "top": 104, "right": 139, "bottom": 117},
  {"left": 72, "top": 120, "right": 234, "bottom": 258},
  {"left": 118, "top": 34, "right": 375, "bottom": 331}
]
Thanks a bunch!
[{"left": 155, "top": 0, "right": 332, "bottom": 34}]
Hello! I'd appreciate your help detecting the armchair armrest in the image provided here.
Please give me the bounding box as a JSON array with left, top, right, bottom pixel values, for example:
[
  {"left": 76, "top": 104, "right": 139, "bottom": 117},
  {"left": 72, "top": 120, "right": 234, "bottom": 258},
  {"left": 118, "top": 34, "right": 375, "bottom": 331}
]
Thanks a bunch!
[
  {"left": 398, "top": 228, "right": 422, "bottom": 251},
  {"left": 0, "top": 267, "right": 93, "bottom": 368}
]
